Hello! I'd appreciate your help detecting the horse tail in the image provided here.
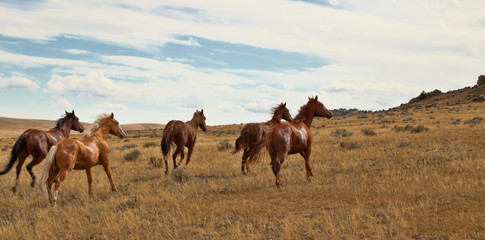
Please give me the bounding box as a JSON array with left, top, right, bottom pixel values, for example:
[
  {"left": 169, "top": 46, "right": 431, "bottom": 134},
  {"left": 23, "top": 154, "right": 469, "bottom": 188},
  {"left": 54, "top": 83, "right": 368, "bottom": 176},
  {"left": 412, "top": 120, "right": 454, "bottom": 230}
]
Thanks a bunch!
[
  {"left": 161, "top": 127, "right": 173, "bottom": 157},
  {"left": 246, "top": 137, "right": 266, "bottom": 166},
  {"left": 38, "top": 145, "right": 58, "bottom": 197},
  {"left": 231, "top": 132, "right": 249, "bottom": 154},
  {"left": 0, "top": 134, "right": 27, "bottom": 175}
]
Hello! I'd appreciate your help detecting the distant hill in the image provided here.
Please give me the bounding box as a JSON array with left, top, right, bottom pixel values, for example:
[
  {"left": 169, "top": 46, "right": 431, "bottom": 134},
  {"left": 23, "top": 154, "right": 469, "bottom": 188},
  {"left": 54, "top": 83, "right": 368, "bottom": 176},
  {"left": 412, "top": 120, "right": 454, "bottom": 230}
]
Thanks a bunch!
[
  {"left": 390, "top": 84, "right": 485, "bottom": 112},
  {"left": 0, "top": 117, "right": 163, "bottom": 138}
]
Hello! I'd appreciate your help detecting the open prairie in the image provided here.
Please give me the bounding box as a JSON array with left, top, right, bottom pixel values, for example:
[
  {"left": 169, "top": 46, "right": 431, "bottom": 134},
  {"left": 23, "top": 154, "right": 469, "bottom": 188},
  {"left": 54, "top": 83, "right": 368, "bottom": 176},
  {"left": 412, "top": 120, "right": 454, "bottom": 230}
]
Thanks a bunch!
[{"left": 0, "top": 87, "right": 484, "bottom": 239}]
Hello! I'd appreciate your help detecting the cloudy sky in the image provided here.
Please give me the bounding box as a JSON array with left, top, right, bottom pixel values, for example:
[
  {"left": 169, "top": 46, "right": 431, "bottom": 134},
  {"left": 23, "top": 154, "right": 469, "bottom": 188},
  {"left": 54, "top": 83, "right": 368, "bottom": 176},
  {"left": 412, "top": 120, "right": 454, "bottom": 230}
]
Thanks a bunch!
[{"left": 0, "top": 0, "right": 484, "bottom": 125}]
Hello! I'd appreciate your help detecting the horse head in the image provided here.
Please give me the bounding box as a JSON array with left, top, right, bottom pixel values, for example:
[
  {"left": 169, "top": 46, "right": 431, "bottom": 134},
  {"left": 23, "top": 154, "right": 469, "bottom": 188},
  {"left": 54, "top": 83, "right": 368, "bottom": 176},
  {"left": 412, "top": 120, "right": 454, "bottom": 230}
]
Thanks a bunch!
[
  {"left": 194, "top": 109, "right": 207, "bottom": 132},
  {"left": 108, "top": 113, "right": 126, "bottom": 139},
  {"left": 276, "top": 102, "right": 292, "bottom": 122},
  {"left": 309, "top": 96, "right": 332, "bottom": 119},
  {"left": 66, "top": 110, "right": 84, "bottom": 133}
]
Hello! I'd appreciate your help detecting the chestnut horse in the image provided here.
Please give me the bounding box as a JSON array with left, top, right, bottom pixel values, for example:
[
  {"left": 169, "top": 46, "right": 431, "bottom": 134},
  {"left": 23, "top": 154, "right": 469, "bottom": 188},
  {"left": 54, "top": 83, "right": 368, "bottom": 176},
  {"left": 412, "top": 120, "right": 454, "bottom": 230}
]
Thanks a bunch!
[
  {"left": 248, "top": 96, "right": 332, "bottom": 188},
  {"left": 161, "top": 109, "right": 206, "bottom": 174},
  {"left": 232, "top": 102, "right": 292, "bottom": 174},
  {"left": 0, "top": 110, "right": 84, "bottom": 192},
  {"left": 38, "top": 113, "right": 125, "bottom": 206}
]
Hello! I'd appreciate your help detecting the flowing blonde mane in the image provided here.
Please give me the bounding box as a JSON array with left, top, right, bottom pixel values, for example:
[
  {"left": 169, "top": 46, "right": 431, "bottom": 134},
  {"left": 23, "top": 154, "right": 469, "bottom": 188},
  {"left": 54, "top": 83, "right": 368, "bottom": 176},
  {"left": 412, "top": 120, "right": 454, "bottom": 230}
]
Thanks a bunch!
[{"left": 84, "top": 113, "right": 111, "bottom": 137}]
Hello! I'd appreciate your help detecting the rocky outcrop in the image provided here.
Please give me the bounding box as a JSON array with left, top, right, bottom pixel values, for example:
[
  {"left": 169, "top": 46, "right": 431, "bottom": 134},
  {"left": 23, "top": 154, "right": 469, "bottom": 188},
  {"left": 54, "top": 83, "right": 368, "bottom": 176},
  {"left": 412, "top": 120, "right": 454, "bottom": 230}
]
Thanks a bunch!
[{"left": 477, "top": 75, "right": 485, "bottom": 86}]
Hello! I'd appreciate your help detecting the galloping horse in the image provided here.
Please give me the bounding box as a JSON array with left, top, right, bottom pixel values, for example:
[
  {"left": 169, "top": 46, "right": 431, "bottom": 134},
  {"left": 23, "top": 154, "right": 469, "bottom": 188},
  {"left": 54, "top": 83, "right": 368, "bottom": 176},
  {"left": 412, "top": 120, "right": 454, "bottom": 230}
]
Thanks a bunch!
[
  {"left": 232, "top": 102, "right": 292, "bottom": 174},
  {"left": 248, "top": 96, "right": 332, "bottom": 188},
  {"left": 161, "top": 109, "right": 206, "bottom": 174},
  {"left": 0, "top": 110, "right": 84, "bottom": 192},
  {"left": 38, "top": 113, "right": 125, "bottom": 206}
]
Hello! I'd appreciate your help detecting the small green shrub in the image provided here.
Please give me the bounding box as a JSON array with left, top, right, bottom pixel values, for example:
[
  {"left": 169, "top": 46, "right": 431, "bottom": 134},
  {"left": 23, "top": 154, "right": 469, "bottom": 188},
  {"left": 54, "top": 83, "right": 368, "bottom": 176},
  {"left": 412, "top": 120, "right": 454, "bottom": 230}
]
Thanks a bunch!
[
  {"left": 172, "top": 167, "right": 192, "bottom": 182},
  {"left": 120, "top": 143, "right": 137, "bottom": 150},
  {"left": 143, "top": 142, "right": 158, "bottom": 148},
  {"left": 463, "top": 116, "right": 483, "bottom": 125},
  {"left": 392, "top": 124, "right": 429, "bottom": 133},
  {"left": 123, "top": 149, "right": 141, "bottom": 161},
  {"left": 217, "top": 139, "right": 233, "bottom": 152},
  {"left": 391, "top": 125, "right": 404, "bottom": 132},
  {"left": 149, "top": 156, "right": 163, "bottom": 168},
  {"left": 361, "top": 128, "right": 376, "bottom": 136},
  {"left": 411, "top": 125, "right": 430, "bottom": 133},
  {"left": 339, "top": 141, "right": 359, "bottom": 150},
  {"left": 331, "top": 129, "right": 353, "bottom": 138},
  {"left": 451, "top": 119, "right": 461, "bottom": 125}
]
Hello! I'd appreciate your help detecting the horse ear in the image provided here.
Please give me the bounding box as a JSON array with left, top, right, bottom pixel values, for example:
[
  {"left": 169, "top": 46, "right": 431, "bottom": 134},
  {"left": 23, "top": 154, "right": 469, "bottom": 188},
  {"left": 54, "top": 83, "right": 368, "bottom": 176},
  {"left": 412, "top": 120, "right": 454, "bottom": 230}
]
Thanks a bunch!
[
  {"left": 111, "top": 112, "right": 114, "bottom": 119},
  {"left": 201, "top": 109, "right": 203, "bottom": 114},
  {"left": 284, "top": 102, "right": 286, "bottom": 107},
  {"left": 315, "top": 95, "right": 318, "bottom": 100},
  {"left": 72, "top": 110, "right": 75, "bottom": 114},
  {"left": 65, "top": 110, "right": 69, "bottom": 115}
]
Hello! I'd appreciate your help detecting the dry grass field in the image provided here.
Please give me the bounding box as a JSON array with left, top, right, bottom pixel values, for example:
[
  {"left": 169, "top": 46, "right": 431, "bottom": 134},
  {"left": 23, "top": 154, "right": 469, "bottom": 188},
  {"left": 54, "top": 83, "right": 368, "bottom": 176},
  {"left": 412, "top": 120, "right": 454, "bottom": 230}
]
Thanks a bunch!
[{"left": 0, "top": 86, "right": 484, "bottom": 239}]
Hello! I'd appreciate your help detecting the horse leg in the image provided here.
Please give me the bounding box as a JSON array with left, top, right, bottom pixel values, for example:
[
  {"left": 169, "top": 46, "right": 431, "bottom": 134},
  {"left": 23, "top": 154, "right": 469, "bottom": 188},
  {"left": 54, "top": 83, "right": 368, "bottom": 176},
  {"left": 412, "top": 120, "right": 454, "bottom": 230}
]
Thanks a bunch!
[
  {"left": 47, "top": 168, "right": 59, "bottom": 206},
  {"left": 172, "top": 144, "right": 181, "bottom": 169},
  {"left": 52, "top": 169, "right": 70, "bottom": 207},
  {"left": 12, "top": 152, "right": 28, "bottom": 193},
  {"left": 102, "top": 163, "right": 117, "bottom": 192},
  {"left": 172, "top": 145, "right": 183, "bottom": 168},
  {"left": 163, "top": 154, "right": 169, "bottom": 175},
  {"left": 179, "top": 148, "right": 186, "bottom": 166},
  {"left": 302, "top": 147, "right": 313, "bottom": 181},
  {"left": 242, "top": 148, "right": 249, "bottom": 174},
  {"left": 85, "top": 168, "right": 93, "bottom": 196},
  {"left": 26, "top": 155, "right": 44, "bottom": 188},
  {"left": 184, "top": 146, "right": 194, "bottom": 166},
  {"left": 274, "top": 152, "right": 286, "bottom": 188}
]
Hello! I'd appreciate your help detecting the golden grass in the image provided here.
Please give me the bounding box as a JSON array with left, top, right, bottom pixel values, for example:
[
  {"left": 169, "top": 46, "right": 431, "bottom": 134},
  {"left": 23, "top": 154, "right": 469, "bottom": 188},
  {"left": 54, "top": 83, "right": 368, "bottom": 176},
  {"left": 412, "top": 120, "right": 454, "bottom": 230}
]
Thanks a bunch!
[{"left": 0, "top": 102, "right": 484, "bottom": 239}]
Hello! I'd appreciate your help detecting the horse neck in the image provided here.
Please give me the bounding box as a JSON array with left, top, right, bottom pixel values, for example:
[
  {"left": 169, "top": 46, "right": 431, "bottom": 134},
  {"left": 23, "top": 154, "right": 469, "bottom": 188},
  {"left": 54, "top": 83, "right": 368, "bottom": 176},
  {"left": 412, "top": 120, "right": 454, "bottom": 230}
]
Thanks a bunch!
[
  {"left": 293, "top": 107, "right": 314, "bottom": 128},
  {"left": 187, "top": 119, "right": 199, "bottom": 130},
  {"left": 58, "top": 118, "right": 73, "bottom": 138},
  {"left": 92, "top": 123, "right": 111, "bottom": 140},
  {"left": 268, "top": 113, "right": 282, "bottom": 125}
]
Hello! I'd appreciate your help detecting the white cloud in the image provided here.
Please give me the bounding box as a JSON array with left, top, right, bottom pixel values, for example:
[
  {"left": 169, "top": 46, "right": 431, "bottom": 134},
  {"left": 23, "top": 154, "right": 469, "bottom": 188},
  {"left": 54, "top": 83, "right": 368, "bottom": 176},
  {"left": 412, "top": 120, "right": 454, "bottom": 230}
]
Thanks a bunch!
[
  {"left": 0, "top": 75, "right": 39, "bottom": 89},
  {"left": 0, "top": 50, "right": 86, "bottom": 68},
  {"left": 95, "top": 102, "right": 128, "bottom": 111},
  {"left": 56, "top": 98, "right": 73, "bottom": 108},
  {"left": 64, "top": 49, "right": 88, "bottom": 54},
  {"left": 47, "top": 70, "right": 125, "bottom": 97}
]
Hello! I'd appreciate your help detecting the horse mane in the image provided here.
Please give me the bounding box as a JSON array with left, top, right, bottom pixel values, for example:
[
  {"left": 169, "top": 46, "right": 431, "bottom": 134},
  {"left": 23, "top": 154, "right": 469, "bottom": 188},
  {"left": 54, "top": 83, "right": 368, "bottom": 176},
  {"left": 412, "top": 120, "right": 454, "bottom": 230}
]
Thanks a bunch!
[
  {"left": 270, "top": 104, "right": 283, "bottom": 115},
  {"left": 292, "top": 98, "right": 316, "bottom": 123},
  {"left": 84, "top": 113, "right": 111, "bottom": 137},
  {"left": 53, "top": 113, "right": 71, "bottom": 130}
]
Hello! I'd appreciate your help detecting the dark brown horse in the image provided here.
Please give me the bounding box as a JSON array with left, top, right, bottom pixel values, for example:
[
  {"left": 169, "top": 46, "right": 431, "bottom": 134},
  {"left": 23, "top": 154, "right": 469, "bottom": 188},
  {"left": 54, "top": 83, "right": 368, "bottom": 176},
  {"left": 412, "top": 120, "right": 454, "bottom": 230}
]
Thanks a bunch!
[
  {"left": 249, "top": 96, "right": 332, "bottom": 188},
  {"left": 161, "top": 109, "right": 206, "bottom": 174},
  {"left": 0, "top": 110, "right": 84, "bottom": 192},
  {"left": 38, "top": 113, "right": 125, "bottom": 206},
  {"left": 232, "top": 102, "right": 292, "bottom": 174}
]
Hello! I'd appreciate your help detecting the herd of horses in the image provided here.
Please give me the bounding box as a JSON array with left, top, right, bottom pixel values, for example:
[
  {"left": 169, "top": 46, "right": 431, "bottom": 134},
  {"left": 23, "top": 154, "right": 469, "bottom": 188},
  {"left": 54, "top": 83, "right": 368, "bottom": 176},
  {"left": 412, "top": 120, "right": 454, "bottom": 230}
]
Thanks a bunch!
[{"left": 0, "top": 96, "right": 331, "bottom": 206}]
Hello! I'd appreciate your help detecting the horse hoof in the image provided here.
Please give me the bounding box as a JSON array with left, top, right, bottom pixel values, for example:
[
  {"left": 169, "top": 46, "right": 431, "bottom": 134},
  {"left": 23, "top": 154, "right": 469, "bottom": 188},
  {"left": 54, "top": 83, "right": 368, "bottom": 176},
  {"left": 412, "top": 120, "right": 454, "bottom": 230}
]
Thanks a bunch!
[
  {"left": 30, "top": 182, "right": 36, "bottom": 188},
  {"left": 11, "top": 187, "right": 17, "bottom": 193}
]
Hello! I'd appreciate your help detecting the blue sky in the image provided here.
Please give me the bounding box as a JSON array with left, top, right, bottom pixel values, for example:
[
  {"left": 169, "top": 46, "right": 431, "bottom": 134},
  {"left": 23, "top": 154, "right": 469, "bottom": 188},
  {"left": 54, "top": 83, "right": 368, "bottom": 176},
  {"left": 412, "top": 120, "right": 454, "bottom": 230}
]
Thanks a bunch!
[{"left": 0, "top": 0, "right": 484, "bottom": 125}]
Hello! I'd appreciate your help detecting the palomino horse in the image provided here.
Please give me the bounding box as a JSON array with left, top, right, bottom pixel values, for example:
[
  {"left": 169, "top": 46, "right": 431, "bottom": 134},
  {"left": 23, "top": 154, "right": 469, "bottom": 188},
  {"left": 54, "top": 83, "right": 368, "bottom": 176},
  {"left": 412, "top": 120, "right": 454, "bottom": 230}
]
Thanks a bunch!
[
  {"left": 38, "top": 113, "right": 125, "bottom": 206},
  {"left": 0, "top": 110, "right": 84, "bottom": 192},
  {"left": 161, "top": 109, "right": 207, "bottom": 174},
  {"left": 248, "top": 96, "right": 332, "bottom": 188},
  {"left": 232, "top": 102, "right": 292, "bottom": 174}
]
